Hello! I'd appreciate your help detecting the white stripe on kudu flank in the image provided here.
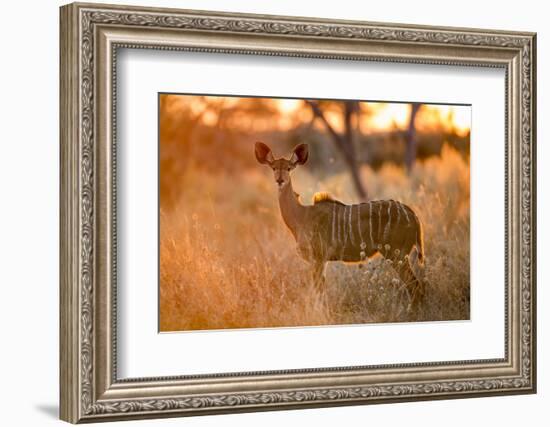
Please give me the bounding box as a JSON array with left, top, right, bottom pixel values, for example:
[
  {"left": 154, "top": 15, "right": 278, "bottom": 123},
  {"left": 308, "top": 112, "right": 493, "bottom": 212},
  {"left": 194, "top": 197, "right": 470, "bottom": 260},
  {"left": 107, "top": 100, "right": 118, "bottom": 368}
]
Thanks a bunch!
[
  {"left": 331, "top": 203, "right": 336, "bottom": 244},
  {"left": 335, "top": 206, "right": 339, "bottom": 244},
  {"left": 357, "top": 204, "right": 364, "bottom": 244},
  {"left": 348, "top": 204, "right": 355, "bottom": 245},
  {"left": 337, "top": 206, "right": 342, "bottom": 245},
  {"left": 383, "top": 201, "right": 392, "bottom": 241},
  {"left": 396, "top": 201, "right": 401, "bottom": 226},
  {"left": 343, "top": 205, "right": 349, "bottom": 245},
  {"left": 338, "top": 206, "right": 346, "bottom": 243},
  {"left": 368, "top": 202, "right": 374, "bottom": 249},
  {"left": 401, "top": 203, "right": 411, "bottom": 225},
  {"left": 377, "top": 202, "right": 383, "bottom": 243}
]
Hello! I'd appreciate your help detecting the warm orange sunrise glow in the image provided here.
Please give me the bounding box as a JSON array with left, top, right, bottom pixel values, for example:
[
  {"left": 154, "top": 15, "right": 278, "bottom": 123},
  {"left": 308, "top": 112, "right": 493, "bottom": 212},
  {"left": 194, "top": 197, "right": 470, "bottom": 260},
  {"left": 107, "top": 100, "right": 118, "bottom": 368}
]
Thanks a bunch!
[
  {"left": 273, "top": 98, "right": 471, "bottom": 136},
  {"left": 367, "top": 103, "right": 409, "bottom": 130},
  {"left": 365, "top": 103, "right": 470, "bottom": 137},
  {"left": 159, "top": 93, "right": 472, "bottom": 332},
  {"left": 276, "top": 99, "right": 301, "bottom": 114},
  {"left": 162, "top": 94, "right": 470, "bottom": 137}
]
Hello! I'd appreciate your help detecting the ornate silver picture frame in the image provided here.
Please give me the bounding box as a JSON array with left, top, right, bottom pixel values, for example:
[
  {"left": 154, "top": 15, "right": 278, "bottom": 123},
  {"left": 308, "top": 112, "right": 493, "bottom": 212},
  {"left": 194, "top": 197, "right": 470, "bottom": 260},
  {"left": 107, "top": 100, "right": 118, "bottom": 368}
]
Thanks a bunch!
[{"left": 60, "top": 2, "right": 536, "bottom": 423}]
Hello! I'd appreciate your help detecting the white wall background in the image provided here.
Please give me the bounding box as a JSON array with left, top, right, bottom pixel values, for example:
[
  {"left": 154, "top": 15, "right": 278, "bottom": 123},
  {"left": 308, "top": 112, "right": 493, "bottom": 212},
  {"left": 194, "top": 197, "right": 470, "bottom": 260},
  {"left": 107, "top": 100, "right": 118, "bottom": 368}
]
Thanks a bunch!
[{"left": 0, "top": 0, "right": 545, "bottom": 426}]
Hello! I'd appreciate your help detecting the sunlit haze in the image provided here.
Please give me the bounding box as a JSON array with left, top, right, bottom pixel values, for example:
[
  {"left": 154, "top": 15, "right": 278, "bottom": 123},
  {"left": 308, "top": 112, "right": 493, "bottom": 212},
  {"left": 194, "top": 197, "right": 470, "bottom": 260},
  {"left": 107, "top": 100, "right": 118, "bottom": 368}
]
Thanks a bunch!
[{"left": 163, "top": 94, "right": 470, "bottom": 138}]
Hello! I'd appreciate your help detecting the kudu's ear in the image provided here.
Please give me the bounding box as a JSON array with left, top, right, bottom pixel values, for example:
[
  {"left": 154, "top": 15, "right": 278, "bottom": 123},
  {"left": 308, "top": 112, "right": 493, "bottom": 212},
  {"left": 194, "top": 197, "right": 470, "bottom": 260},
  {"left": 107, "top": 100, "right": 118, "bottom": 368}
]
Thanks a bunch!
[
  {"left": 255, "top": 142, "right": 274, "bottom": 165},
  {"left": 290, "top": 143, "right": 309, "bottom": 165}
]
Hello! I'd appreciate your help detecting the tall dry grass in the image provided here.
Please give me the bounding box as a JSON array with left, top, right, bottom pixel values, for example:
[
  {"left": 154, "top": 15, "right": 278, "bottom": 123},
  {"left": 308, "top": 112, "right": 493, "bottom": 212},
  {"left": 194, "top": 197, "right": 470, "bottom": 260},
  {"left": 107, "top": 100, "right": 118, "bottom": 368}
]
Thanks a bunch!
[{"left": 159, "top": 144, "right": 470, "bottom": 331}]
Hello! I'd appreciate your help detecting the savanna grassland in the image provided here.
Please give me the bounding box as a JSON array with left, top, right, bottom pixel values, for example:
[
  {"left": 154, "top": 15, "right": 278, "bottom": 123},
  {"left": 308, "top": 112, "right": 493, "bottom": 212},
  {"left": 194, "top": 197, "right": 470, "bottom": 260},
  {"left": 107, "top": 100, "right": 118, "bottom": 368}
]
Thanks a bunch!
[{"left": 159, "top": 144, "right": 470, "bottom": 331}]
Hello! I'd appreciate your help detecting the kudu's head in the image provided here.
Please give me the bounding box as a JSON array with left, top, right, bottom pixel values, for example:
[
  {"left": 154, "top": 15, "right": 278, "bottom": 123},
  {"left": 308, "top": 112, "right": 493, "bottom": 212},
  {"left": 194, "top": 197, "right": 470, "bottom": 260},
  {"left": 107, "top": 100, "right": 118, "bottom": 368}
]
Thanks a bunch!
[{"left": 255, "top": 142, "right": 309, "bottom": 189}]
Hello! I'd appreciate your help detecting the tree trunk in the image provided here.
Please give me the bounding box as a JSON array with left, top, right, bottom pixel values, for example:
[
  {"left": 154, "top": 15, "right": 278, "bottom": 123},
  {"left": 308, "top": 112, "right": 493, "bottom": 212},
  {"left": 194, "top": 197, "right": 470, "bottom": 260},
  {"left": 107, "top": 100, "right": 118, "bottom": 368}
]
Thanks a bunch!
[
  {"left": 405, "top": 103, "right": 422, "bottom": 173},
  {"left": 307, "top": 101, "right": 368, "bottom": 200}
]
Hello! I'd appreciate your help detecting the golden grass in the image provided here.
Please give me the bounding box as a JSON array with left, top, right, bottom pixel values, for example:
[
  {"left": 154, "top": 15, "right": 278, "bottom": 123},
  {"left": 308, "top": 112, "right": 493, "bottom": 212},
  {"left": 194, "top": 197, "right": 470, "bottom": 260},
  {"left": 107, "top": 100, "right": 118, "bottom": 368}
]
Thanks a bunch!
[{"left": 159, "top": 144, "right": 470, "bottom": 331}]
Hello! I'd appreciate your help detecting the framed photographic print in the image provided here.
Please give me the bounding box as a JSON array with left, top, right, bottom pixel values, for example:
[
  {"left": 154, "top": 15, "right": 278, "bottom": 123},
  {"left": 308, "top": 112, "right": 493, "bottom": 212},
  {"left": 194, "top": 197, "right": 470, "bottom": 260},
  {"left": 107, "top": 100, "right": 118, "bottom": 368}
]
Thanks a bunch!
[{"left": 60, "top": 2, "right": 537, "bottom": 423}]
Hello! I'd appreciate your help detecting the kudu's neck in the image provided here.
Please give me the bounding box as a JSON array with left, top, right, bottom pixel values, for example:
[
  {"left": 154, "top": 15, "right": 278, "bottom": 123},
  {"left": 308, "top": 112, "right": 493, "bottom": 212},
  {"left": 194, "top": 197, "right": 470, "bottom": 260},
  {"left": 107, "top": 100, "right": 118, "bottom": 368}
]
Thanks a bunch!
[{"left": 278, "top": 179, "right": 305, "bottom": 238}]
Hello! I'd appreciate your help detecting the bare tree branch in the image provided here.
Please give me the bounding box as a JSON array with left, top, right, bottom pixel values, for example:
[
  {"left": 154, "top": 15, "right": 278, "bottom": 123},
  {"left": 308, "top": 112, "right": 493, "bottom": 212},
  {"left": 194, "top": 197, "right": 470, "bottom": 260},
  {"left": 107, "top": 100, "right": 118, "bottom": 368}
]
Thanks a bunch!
[{"left": 306, "top": 100, "right": 368, "bottom": 200}]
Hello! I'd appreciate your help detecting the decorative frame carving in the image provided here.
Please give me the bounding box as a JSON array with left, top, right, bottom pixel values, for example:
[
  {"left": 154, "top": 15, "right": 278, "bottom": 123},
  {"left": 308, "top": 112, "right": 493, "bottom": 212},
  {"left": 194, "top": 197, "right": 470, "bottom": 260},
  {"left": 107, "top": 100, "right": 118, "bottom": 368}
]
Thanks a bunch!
[{"left": 60, "top": 2, "right": 536, "bottom": 423}]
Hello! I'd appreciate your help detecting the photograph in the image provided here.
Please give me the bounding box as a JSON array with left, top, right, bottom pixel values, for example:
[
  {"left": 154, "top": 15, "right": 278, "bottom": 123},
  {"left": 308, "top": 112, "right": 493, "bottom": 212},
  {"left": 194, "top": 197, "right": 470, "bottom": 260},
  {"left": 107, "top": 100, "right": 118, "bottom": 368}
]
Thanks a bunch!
[{"left": 159, "top": 94, "right": 471, "bottom": 331}]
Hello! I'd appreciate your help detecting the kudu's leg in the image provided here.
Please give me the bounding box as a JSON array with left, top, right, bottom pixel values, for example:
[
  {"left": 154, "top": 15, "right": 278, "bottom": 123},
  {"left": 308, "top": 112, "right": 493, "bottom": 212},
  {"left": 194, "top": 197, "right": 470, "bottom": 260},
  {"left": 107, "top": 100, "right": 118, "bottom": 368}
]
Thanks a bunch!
[
  {"left": 311, "top": 261, "right": 326, "bottom": 292},
  {"left": 395, "top": 256, "right": 425, "bottom": 318},
  {"left": 311, "top": 261, "right": 332, "bottom": 314}
]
